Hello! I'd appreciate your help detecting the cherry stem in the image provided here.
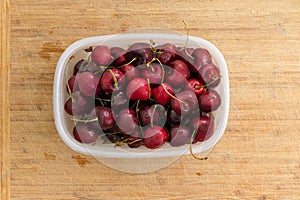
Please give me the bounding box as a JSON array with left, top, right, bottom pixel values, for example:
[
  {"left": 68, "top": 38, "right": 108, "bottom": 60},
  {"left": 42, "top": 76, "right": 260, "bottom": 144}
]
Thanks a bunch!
[
  {"left": 189, "top": 130, "right": 208, "bottom": 160},
  {"left": 95, "top": 97, "right": 111, "bottom": 102},
  {"left": 147, "top": 78, "right": 151, "bottom": 99},
  {"left": 150, "top": 104, "right": 158, "bottom": 127},
  {"left": 195, "top": 75, "right": 222, "bottom": 89},
  {"left": 182, "top": 20, "right": 194, "bottom": 61},
  {"left": 128, "top": 138, "right": 143, "bottom": 145},
  {"left": 65, "top": 56, "right": 75, "bottom": 102},
  {"left": 107, "top": 69, "right": 118, "bottom": 89},
  {"left": 135, "top": 100, "right": 144, "bottom": 135},
  {"left": 87, "top": 54, "right": 92, "bottom": 65},
  {"left": 99, "top": 132, "right": 121, "bottom": 138},
  {"left": 119, "top": 57, "right": 137, "bottom": 68},
  {"left": 70, "top": 117, "right": 98, "bottom": 123},
  {"left": 161, "top": 84, "right": 189, "bottom": 107}
]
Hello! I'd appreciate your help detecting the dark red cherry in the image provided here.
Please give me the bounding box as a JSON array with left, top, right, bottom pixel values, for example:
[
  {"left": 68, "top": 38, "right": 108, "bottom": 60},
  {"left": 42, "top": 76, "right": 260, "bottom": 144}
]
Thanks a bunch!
[
  {"left": 127, "top": 42, "right": 154, "bottom": 63},
  {"left": 73, "top": 59, "right": 86, "bottom": 75},
  {"left": 91, "top": 45, "right": 111, "bottom": 66},
  {"left": 192, "top": 116, "right": 214, "bottom": 142},
  {"left": 166, "top": 60, "right": 190, "bottom": 86},
  {"left": 169, "top": 125, "right": 191, "bottom": 147},
  {"left": 152, "top": 83, "right": 174, "bottom": 105},
  {"left": 88, "top": 106, "right": 115, "bottom": 130},
  {"left": 198, "top": 89, "right": 221, "bottom": 112},
  {"left": 66, "top": 74, "right": 79, "bottom": 94},
  {"left": 193, "top": 48, "right": 212, "bottom": 69},
  {"left": 138, "top": 103, "right": 160, "bottom": 126},
  {"left": 167, "top": 109, "right": 181, "bottom": 124},
  {"left": 64, "top": 91, "right": 94, "bottom": 116},
  {"left": 126, "top": 136, "right": 143, "bottom": 148},
  {"left": 126, "top": 78, "right": 151, "bottom": 101},
  {"left": 110, "top": 47, "right": 127, "bottom": 66},
  {"left": 143, "top": 126, "right": 168, "bottom": 149},
  {"left": 199, "top": 63, "right": 221, "bottom": 88},
  {"left": 157, "top": 43, "right": 178, "bottom": 64},
  {"left": 185, "top": 78, "right": 205, "bottom": 96},
  {"left": 171, "top": 90, "right": 198, "bottom": 115},
  {"left": 141, "top": 64, "right": 163, "bottom": 85},
  {"left": 77, "top": 72, "right": 101, "bottom": 96},
  {"left": 120, "top": 64, "right": 140, "bottom": 81},
  {"left": 100, "top": 68, "right": 125, "bottom": 94},
  {"left": 116, "top": 109, "right": 138, "bottom": 135},
  {"left": 73, "top": 123, "right": 98, "bottom": 144}
]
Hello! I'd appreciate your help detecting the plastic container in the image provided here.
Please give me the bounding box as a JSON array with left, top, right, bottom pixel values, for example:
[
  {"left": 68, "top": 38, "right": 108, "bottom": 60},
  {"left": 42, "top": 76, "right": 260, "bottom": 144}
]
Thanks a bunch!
[{"left": 53, "top": 31, "right": 229, "bottom": 173}]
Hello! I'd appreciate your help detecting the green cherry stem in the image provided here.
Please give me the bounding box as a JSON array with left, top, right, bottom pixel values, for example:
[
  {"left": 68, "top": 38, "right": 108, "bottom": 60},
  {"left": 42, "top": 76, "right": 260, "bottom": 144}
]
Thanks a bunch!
[
  {"left": 189, "top": 130, "right": 208, "bottom": 160},
  {"left": 182, "top": 20, "right": 194, "bottom": 61},
  {"left": 147, "top": 78, "right": 151, "bottom": 99},
  {"left": 70, "top": 117, "right": 98, "bottom": 123},
  {"left": 161, "top": 83, "right": 189, "bottom": 107},
  {"left": 107, "top": 69, "right": 118, "bottom": 89},
  {"left": 117, "top": 57, "right": 137, "bottom": 68},
  {"left": 195, "top": 75, "right": 222, "bottom": 89}
]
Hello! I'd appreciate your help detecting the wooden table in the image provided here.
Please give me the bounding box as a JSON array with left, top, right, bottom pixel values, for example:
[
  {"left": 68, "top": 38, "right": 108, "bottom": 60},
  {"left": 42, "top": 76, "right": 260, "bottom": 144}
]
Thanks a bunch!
[{"left": 1, "top": 0, "right": 299, "bottom": 199}]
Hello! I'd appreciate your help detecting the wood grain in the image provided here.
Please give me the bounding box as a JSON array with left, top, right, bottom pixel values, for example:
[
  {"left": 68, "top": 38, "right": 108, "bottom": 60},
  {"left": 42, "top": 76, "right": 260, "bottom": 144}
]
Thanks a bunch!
[
  {"left": 4, "top": 0, "right": 300, "bottom": 199},
  {"left": 1, "top": 0, "right": 10, "bottom": 199}
]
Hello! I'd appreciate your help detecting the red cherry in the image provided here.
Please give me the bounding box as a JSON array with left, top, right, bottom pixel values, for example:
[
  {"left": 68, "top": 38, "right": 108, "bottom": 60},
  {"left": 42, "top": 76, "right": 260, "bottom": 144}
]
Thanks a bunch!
[
  {"left": 166, "top": 60, "right": 190, "bottom": 86},
  {"left": 64, "top": 91, "right": 94, "bottom": 116},
  {"left": 199, "top": 63, "right": 221, "bottom": 88},
  {"left": 193, "top": 48, "right": 212, "bottom": 69},
  {"left": 73, "top": 123, "right": 98, "bottom": 144},
  {"left": 126, "top": 78, "right": 151, "bottom": 101},
  {"left": 192, "top": 116, "right": 214, "bottom": 142},
  {"left": 91, "top": 45, "right": 111, "bottom": 66},
  {"left": 77, "top": 72, "right": 101, "bottom": 96},
  {"left": 169, "top": 125, "right": 191, "bottom": 147},
  {"left": 141, "top": 64, "right": 163, "bottom": 85},
  {"left": 120, "top": 64, "right": 140, "bottom": 81},
  {"left": 171, "top": 90, "right": 198, "bottom": 115},
  {"left": 185, "top": 78, "right": 205, "bottom": 96},
  {"left": 198, "top": 89, "right": 221, "bottom": 112},
  {"left": 143, "top": 126, "right": 168, "bottom": 149},
  {"left": 116, "top": 109, "right": 139, "bottom": 135},
  {"left": 110, "top": 47, "right": 127, "bottom": 66},
  {"left": 157, "top": 43, "right": 178, "bottom": 64},
  {"left": 152, "top": 83, "right": 174, "bottom": 105},
  {"left": 100, "top": 68, "right": 125, "bottom": 94}
]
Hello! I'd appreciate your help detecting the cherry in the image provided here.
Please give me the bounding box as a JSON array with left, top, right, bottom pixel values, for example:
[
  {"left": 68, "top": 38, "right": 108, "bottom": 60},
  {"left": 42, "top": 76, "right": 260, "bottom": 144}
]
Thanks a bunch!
[
  {"left": 157, "top": 43, "right": 178, "bottom": 64},
  {"left": 192, "top": 116, "right": 214, "bottom": 142},
  {"left": 77, "top": 72, "right": 101, "bottom": 96},
  {"left": 167, "top": 109, "right": 181, "bottom": 124},
  {"left": 166, "top": 60, "right": 190, "bottom": 86},
  {"left": 199, "top": 63, "right": 221, "bottom": 88},
  {"left": 73, "top": 123, "right": 98, "bottom": 144},
  {"left": 126, "top": 78, "right": 151, "bottom": 101},
  {"left": 91, "top": 45, "right": 111, "bottom": 66},
  {"left": 100, "top": 68, "right": 125, "bottom": 94},
  {"left": 171, "top": 90, "right": 198, "bottom": 115},
  {"left": 185, "top": 78, "right": 205, "bottom": 96},
  {"left": 73, "top": 59, "right": 86, "bottom": 75},
  {"left": 152, "top": 83, "right": 174, "bottom": 105},
  {"left": 110, "top": 47, "right": 127, "bottom": 66},
  {"left": 116, "top": 109, "right": 139, "bottom": 135},
  {"left": 138, "top": 103, "right": 164, "bottom": 126},
  {"left": 141, "top": 64, "right": 163, "bottom": 85},
  {"left": 88, "top": 106, "right": 115, "bottom": 130},
  {"left": 143, "top": 126, "right": 168, "bottom": 149},
  {"left": 66, "top": 74, "right": 79, "bottom": 94},
  {"left": 127, "top": 42, "right": 154, "bottom": 64},
  {"left": 198, "top": 89, "right": 221, "bottom": 112},
  {"left": 120, "top": 64, "right": 140, "bottom": 81},
  {"left": 179, "top": 48, "right": 195, "bottom": 66},
  {"left": 169, "top": 125, "right": 191, "bottom": 147},
  {"left": 64, "top": 91, "right": 93, "bottom": 115},
  {"left": 193, "top": 48, "right": 212, "bottom": 69}
]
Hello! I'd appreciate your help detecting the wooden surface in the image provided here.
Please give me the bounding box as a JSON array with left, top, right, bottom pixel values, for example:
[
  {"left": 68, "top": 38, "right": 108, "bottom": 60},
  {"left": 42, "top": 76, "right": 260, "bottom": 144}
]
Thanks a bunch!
[{"left": 1, "top": 0, "right": 299, "bottom": 199}]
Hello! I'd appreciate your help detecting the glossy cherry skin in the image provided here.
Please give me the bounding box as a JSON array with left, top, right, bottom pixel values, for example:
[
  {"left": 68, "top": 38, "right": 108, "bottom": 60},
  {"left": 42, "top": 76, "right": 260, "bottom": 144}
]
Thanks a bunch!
[
  {"left": 73, "top": 123, "right": 98, "bottom": 144},
  {"left": 110, "top": 47, "right": 127, "bottom": 66},
  {"left": 199, "top": 63, "right": 221, "bottom": 88},
  {"left": 138, "top": 103, "right": 162, "bottom": 126},
  {"left": 198, "top": 89, "right": 221, "bottom": 112},
  {"left": 143, "top": 126, "right": 168, "bottom": 149},
  {"left": 152, "top": 83, "right": 174, "bottom": 105},
  {"left": 67, "top": 74, "right": 79, "bottom": 94},
  {"left": 100, "top": 68, "right": 125, "bottom": 94},
  {"left": 166, "top": 60, "right": 190, "bottom": 86},
  {"left": 193, "top": 48, "right": 212, "bottom": 69},
  {"left": 127, "top": 42, "right": 154, "bottom": 64},
  {"left": 120, "top": 64, "right": 140, "bottom": 81},
  {"left": 141, "top": 64, "right": 163, "bottom": 85},
  {"left": 64, "top": 91, "right": 94, "bottom": 116},
  {"left": 185, "top": 78, "right": 205, "bottom": 96},
  {"left": 171, "top": 90, "right": 198, "bottom": 115},
  {"left": 167, "top": 109, "right": 181, "bottom": 124},
  {"left": 169, "top": 125, "right": 191, "bottom": 147},
  {"left": 88, "top": 106, "right": 115, "bottom": 130},
  {"left": 157, "top": 43, "right": 178, "bottom": 64},
  {"left": 192, "top": 116, "right": 214, "bottom": 142},
  {"left": 91, "top": 45, "right": 111, "bottom": 66},
  {"left": 77, "top": 72, "right": 101, "bottom": 96},
  {"left": 116, "top": 109, "right": 139, "bottom": 135},
  {"left": 126, "top": 78, "right": 151, "bottom": 101},
  {"left": 179, "top": 48, "right": 195, "bottom": 66}
]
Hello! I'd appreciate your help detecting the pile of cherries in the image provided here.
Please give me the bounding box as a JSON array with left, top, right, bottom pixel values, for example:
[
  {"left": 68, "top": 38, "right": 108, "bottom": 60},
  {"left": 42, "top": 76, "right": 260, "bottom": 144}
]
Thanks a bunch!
[{"left": 64, "top": 41, "right": 222, "bottom": 149}]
